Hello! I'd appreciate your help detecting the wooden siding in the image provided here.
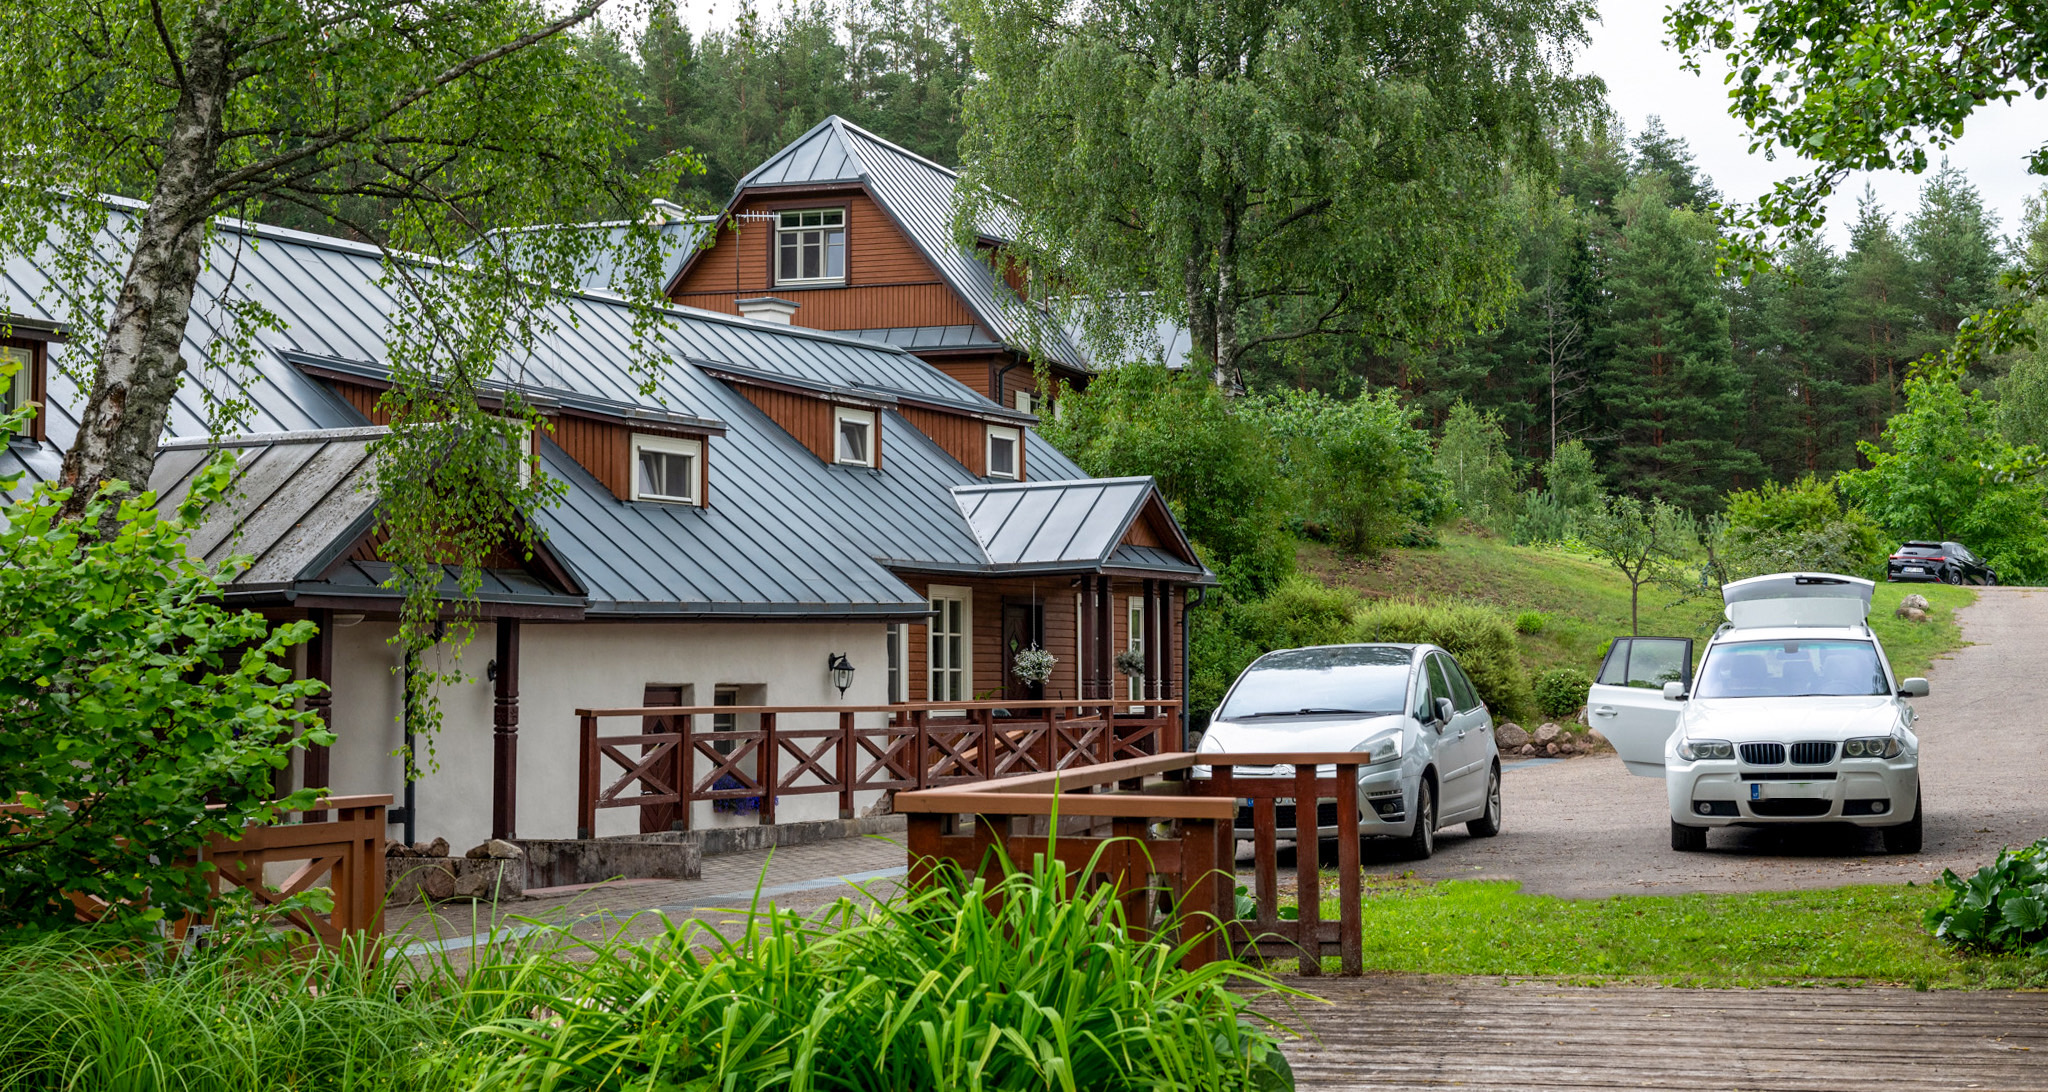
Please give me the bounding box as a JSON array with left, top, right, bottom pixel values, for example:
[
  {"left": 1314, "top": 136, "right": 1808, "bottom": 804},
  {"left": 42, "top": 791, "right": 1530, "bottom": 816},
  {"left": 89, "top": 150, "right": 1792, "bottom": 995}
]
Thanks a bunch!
[
  {"left": 331, "top": 378, "right": 391, "bottom": 425},
  {"left": 1123, "top": 512, "right": 1164, "bottom": 549},
  {"left": 732, "top": 383, "right": 883, "bottom": 468},
  {"left": 899, "top": 575, "right": 1185, "bottom": 702},
  {"left": 898, "top": 404, "right": 984, "bottom": 477},
  {"left": 931, "top": 359, "right": 994, "bottom": 400},
  {"left": 671, "top": 191, "right": 976, "bottom": 330}
]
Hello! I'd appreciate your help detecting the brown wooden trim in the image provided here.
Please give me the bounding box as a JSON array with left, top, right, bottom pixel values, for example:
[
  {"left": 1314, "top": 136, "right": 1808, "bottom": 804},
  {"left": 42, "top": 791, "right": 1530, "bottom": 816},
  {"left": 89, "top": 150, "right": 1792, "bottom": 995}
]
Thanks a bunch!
[
  {"left": 492, "top": 618, "right": 521, "bottom": 840},
  {"left": 302, "top": 608, "right": 334, "bottom": 822},
  {"left": 288, "top": 594, "right": 585, "bottom": 621},
  {"left": 671, "top": 278, "right": 948, "bottom": 298},
  {"left": 3, "top": 336, "right": 47, "bottom": 443}
]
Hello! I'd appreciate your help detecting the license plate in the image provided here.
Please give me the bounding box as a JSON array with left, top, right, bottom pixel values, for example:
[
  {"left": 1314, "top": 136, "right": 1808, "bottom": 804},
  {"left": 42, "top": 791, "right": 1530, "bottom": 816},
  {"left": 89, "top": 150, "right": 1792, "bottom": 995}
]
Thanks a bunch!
[
  {"left": 1905, "top": 566, "right": 1924, "bottom": 573},
  {"left": 1751, "top": 782, "right": 1826, "bottom": 800}
]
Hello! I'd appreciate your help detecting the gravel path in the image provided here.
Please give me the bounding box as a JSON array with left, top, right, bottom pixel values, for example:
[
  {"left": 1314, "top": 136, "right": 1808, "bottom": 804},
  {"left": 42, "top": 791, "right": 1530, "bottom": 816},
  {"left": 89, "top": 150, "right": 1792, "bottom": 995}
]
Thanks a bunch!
[{"left": 1376, "top": 587, "right": 2048, "bottom": 897}]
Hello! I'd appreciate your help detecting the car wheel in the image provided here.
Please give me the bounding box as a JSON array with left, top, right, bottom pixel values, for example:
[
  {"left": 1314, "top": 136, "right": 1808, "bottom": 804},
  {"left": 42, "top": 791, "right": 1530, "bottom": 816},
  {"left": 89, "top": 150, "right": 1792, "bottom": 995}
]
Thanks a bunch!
[
  {"left": 1467, "top": 762, "right": 1502, "bottom": 838},
  {"left": 1945, "top": 568, "right": 1963, "bottom": 585},
  {"left": 1398, "top": 778, "right": 1436, "bottom": 860},
  {"left": 1986, "top": 573, "right": 1998, "bottom": 587},
  {"left": 1671, "top": 820, "right": 1708, "bottom": 852},
  {"left": 1883, "top": 791, "right": 1924, "bottom": 855}
]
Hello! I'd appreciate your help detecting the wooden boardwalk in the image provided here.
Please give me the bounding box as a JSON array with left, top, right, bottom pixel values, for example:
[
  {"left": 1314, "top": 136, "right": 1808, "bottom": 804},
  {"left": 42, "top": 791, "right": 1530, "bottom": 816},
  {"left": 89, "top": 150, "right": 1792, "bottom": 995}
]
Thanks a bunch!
[{"left": 1273, "top": 976, "right": 2048, "bottom": 1090}]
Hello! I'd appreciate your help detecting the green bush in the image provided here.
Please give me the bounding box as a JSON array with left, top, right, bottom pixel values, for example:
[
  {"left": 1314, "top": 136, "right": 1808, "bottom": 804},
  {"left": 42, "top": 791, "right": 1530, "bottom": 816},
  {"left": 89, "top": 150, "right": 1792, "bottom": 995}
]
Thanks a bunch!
[
  {"left": 1351, "top": 601, "right": 1535, "bottom": 723},
  {"left": 1926, "top": 838, "right": 2048, "bottom": 955},
  {"left": 1513, "top": 610, "right": 1548, "bottom": 635},
  {"left": 1722, "top": 475, "right": 1888, "bottom": 580},
  {"left": 1188, "top": 576, "right": 1362, "bottom": 714},
  {"left": 0, "top": 851, "right": 1301, "bottom": 1091},
  {"left": 1533, "top": 667, "right": 1591, "bottom": 720}
]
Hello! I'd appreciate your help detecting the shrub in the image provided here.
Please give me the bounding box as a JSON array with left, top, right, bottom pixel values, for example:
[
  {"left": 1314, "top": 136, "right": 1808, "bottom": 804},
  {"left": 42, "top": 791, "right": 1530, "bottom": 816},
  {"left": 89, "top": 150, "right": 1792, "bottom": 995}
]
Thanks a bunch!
[
  {"left": 0, "top": 434, "right": 328, "bottom": 935},
  {"left": 1721, "top": 475, "right": 1887, "bottom": 580},
  {"left": 1926, "top": 838, "right": 2048, "bottom": 955},
  {"left": 1244, "top": 386, "right": 1450, "bottom": 556},
  {"left": 1351, "top": 600, "right": 1535, "bottom": 723},
  {"left": 1514, "top": 610, "right": 1548, "bottom": 635},
  {"left": 1188, "top": 576, "right": 1362, "bottom": 713},
  {"left": 1533, "top": 667, "right": 1591, "bottom": 720}
]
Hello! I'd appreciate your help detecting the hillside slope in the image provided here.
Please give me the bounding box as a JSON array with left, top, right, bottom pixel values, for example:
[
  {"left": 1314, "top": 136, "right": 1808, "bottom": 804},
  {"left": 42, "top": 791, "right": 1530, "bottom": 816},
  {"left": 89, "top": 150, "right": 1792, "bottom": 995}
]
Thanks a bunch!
[{"left": 1299, "top": 532, "right": 1973, "bottom": 681}]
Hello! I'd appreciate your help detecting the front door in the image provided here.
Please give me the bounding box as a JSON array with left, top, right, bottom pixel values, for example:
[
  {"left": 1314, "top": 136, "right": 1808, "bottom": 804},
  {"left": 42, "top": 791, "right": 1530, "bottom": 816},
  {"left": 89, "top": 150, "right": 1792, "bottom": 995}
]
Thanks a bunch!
[
  {"left": 640, "top": 684, "right": 686, "bottom": 833},
  {"left": 1002, "top": 602, "right": 1045, "bottom": 700},
  {"left": 1587, "top": 638, "right": 1694, "bottom": 777}
]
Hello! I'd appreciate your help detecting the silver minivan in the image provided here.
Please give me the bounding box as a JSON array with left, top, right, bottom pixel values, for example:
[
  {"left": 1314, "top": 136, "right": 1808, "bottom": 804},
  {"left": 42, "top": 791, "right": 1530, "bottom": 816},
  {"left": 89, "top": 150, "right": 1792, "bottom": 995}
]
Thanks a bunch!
[{"left": 1194, "top": 644, "right": 1501, "bottom": 859}]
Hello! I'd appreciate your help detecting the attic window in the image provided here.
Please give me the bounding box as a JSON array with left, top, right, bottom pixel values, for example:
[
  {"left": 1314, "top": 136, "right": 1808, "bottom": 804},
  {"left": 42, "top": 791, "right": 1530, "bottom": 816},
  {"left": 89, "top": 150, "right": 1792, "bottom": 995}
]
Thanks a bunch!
[
  {"left": 834, "top": 406, "right": 875, "bottom": 467},
  {"left": 776, "top": 208, "right": 846, "bottom": 286},
  {"left": 632, "top": 433, "right": 702, "bottom": 504},
  {"left": 986, "top": 425, "right": 1020, "bottom": 480}
]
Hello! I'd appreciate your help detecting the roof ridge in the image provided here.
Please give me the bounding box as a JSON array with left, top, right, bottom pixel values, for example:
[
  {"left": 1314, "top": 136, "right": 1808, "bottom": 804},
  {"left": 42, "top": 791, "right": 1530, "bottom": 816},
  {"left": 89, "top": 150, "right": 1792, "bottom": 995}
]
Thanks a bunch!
[
  {"left": 830, "top": 115, "right": 962, "bottom": 180},
  {"left": 159, "top": 425, "right": 391, "bottom": 450}
]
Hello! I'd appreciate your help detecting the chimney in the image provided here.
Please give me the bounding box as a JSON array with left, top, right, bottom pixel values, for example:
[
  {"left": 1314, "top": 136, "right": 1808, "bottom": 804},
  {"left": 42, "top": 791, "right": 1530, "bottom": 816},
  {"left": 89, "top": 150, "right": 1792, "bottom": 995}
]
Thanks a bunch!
[{"left": 735, "top": 296, "right": 799, "bottom": 325}]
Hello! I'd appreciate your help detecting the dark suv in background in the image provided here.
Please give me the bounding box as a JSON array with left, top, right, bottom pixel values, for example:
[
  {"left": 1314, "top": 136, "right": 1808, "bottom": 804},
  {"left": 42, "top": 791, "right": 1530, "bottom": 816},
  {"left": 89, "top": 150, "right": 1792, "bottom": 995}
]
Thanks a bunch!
[{"left": 1887, "top": 541, "right": 1997, "bottom": 585}]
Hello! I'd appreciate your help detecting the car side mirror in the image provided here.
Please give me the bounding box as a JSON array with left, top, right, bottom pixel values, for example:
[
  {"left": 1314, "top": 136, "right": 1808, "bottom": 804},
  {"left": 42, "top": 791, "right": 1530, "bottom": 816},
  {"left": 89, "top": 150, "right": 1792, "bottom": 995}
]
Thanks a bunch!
[
  {"left": 1433, "top": 696, "right": 1455, "bottom": 725},
  {"left": 1899, "top": 678, "right": 1930, "bottom": 698},
  {"left": 1662, "top": 681, "right": 1688, "bottom": 701}
]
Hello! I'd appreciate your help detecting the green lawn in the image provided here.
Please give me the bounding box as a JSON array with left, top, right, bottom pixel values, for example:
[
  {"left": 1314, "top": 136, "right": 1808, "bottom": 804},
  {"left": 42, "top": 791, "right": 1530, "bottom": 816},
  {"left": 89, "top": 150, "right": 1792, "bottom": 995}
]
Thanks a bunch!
[
  {"left": 1324, "top": 878, "right": 2047, "bottom": 988},
  {"left": 1301, "top": 532, "right": 1975, "bottom": 682}
]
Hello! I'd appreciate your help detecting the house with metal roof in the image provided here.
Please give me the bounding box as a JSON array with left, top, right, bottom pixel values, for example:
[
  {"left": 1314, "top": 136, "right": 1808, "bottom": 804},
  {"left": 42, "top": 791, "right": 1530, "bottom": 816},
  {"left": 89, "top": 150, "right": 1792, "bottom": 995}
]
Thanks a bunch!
[
  {"left": 665, "top": 116, "right": 1107, "bottom": 414},
  {"left": 2, "top": 204, "right": 1210, "bottom": 852}
]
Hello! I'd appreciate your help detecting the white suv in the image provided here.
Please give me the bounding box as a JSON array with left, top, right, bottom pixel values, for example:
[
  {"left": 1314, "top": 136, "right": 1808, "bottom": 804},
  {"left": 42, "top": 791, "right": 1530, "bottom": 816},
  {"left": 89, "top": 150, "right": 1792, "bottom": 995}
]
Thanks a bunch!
[{"left": 1589, "top": 573, "right": 1927, "bottom": 854}]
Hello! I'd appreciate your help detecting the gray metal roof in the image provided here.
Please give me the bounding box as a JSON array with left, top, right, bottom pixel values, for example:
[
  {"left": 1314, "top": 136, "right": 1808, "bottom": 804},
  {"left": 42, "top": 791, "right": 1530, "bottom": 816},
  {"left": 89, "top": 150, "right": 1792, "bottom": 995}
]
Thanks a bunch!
[
  {"left": 841, "top": 325, "right": 1003, "bottom": 351},
  {"left": 725, "top": 117, "right": 1091, "bottom": 371},
  {"left": 2, "top": 203, "right": 1209, "bottom": 617},
  {"left": 953, "top": 476, "right": 1201, "bottom": 575},
  {"left": 148, "top": 428, "right": 381, "bottom": 585}
]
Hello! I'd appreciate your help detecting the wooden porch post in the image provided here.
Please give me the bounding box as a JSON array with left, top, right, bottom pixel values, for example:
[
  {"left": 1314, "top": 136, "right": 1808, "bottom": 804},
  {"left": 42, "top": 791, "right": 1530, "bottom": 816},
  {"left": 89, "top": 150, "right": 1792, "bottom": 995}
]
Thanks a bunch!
[
  {"left": 303, "top": 608, "right": 334, "bottom": 822},
  {"left": 491, "top": 618, "right": 521, "bottom": 840},
  {"left": 1076, "top": 578, "right": 1095, "bottom": 701},
  {"left": 1095, "top": 576, "right": 1113, "bottom": 698},
  {"left": 1141, "top": 579, "right": 1161, "bottom": 701}
]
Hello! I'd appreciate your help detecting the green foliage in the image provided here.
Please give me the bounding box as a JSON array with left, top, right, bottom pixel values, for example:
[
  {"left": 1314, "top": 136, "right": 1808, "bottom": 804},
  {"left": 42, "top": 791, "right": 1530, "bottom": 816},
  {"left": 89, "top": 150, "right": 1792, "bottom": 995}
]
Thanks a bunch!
[
  {"left": 1839, "top": 361, "right": 2048, "bottom": 583},
  {"left": 1244, "top": 387, "right": 1448, "bottom": 554},
  {"left": 1045, "top": 365, "right": 1294, "bottom": 593},
  {"left": 1350, "top": 600, "right": 1534, "bottom": 724},
  {"left": 0, "top": 436, "right": 328, "bottom": 934},
  {"left": 1514, "top": 610, "right": 1548, "bottom": 635},
  {"left": 1188, "top": 576, "right": 1360, "bottom": 713},
  {"left": 1436, "top": 401, "right": 1521, "bottom": 535},
  {"left": 1533, "top": 667, "right": 1591, "bottom": 719},
  {"left": 0, "top": 850, "right": 1301, "bottom": 1090},
  {"left": 948, "top": 0, "right": 1601, "bottom": 387},
  {"left": 1720, "top": 476, "right": 1888, "bottom": 580},
  {"left": 1928, "top": 839, "right": 2048, "bottom": 956},
  {"left": 1515, "top": 439, "right": 1604, "bottom": 544},
  {"left": 1580, "top": 494, "right": 1700, "bottom": 634}
]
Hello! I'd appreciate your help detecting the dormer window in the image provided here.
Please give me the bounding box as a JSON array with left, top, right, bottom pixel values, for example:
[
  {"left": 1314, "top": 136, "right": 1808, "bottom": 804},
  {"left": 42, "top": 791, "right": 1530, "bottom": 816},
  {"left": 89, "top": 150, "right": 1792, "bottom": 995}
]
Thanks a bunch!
[
  {"left": 986, "top": 425, "right": 1020, "bottom": 480},
  {"left": 834, "top": 406, "right": 875, "bottom": 467},
  {"left": 632, "top": 433, "right": 701, "bottom": 504},
  {"left": 0, "top": 343, "right": 29, "bottom": 418},
  {"left": 776, "top": 208, "right": 846, "bottom": 286}
]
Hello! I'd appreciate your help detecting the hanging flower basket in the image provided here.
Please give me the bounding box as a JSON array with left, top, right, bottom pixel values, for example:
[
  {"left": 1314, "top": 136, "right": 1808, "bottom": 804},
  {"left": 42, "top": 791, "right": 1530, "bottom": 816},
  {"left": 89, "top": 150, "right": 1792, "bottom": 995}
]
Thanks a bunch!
[
  {"left": 1114, "top": 647, "right": 1147, "bottom": 678},
  {"left": 1013, "top": 644, "right": 1057, "bottom": 684}
]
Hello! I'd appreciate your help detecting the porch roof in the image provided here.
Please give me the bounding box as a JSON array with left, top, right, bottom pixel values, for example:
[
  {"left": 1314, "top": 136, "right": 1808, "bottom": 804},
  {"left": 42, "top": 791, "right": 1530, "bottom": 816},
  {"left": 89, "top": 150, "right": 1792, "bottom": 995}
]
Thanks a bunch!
[{"left": 951, "top": 477, "right": 1212, "bottom": 583}]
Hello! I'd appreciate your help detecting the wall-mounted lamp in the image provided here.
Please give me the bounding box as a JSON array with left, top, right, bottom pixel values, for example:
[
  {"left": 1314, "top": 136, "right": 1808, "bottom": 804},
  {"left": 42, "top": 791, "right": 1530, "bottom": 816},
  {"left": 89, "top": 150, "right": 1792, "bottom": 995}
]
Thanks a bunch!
[
  {"left": 485, "top": 660, "right": 499, "bottom": 682},
  {"left": 827, "top": 652, "right": 855, "bottom": 697}
]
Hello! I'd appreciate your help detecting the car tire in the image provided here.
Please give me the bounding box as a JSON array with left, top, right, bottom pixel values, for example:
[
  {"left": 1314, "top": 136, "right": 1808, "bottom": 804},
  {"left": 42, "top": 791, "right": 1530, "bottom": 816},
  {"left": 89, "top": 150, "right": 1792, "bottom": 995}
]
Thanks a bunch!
[
  {"left": 1467, "top": 762, "right": 1503, "bottom": 838},
  {"left": 1398, "top": 778, "right": 1436, "bottom": 860},
  {"left": 1671, "top": 820, "right": 1708, "bottom": 852},
  {"left": 1945, "top": 568, "right": 1963, "bottom": 585},
  {"left": 1986, "top": 573, "right": 1998, "bottom": 587},
  {"left": 1883, "top": 791, "right": 1924, "bottom": 855}
]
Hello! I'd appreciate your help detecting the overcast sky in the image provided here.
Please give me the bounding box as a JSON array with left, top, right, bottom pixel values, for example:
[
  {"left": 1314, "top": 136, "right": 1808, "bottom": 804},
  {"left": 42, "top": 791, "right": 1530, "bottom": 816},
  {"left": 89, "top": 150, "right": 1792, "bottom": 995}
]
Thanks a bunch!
[{"left": 668, "top": 0, "right": 2048, "bottom": 249}]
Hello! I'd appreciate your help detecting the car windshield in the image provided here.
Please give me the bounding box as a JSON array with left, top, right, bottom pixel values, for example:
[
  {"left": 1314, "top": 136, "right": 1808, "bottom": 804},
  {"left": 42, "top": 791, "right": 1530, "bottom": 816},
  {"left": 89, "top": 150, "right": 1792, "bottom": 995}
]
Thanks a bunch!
[
  {"left": 1693, "top": 639, "right": 1888, "bottom": 698},
  {"left": 1216, "top": 646, "right": 1412, "bottom": 720}
]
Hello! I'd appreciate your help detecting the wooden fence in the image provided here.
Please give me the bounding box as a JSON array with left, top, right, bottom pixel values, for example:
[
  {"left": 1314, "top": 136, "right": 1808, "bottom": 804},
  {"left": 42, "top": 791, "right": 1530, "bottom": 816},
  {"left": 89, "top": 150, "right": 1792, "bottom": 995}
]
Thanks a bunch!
[
  {"left": 894, "top": 752, "right": 1367, "bottom": 975},
  {"left": 573, "top": 700, "right": 1181, "bottom": 839},
  {"left": 0, "top": 795, "right": 389, "bottom": 946}
]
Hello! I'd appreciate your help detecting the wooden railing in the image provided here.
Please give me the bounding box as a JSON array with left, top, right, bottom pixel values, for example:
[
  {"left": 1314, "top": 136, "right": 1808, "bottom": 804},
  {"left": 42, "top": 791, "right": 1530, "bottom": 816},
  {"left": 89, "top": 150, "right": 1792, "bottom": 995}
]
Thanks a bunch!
[
  {"left": 894, "top": 753, "right": 1367, "bottom": 976},
  {"left": 573, "top": 701, "right": 1181, "bottom": 839},
  {"left": 0, "top": 794, "right": 389, "bottom": 946}
]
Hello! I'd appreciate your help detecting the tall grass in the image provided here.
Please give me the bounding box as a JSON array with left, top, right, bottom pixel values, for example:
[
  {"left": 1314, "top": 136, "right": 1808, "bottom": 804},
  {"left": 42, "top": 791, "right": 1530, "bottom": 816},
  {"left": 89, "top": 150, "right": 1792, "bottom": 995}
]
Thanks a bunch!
[{"left": 0, "top": 845, "right": 1298, "bottom": 1091}]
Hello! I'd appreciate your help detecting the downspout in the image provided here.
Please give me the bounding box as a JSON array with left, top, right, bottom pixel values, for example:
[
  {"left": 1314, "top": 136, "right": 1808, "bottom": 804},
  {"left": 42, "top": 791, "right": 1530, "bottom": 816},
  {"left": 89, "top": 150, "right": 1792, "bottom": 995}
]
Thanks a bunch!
[
  {"left": 400, "top": 649, "right": 419, "bottom": 847},
  {"left": 1182, "top": 585, "right": 1204, "bottom": 744},
  {"left": 994, "top": 359, "right": 1021, "bottom": 410}
]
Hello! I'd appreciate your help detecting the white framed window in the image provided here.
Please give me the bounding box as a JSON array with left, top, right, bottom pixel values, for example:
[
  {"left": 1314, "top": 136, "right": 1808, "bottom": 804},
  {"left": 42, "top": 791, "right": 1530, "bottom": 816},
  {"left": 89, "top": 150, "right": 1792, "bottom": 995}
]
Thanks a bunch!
[
  {"left": 632, "top": 433, "right": 702, "bottom": 504},
  {"left": 0, "top": 344, "right": 30, "bottom": 417},
  {"left": 1128, "top": 596, "right": 1146, "bottom": 701},
  {"left": 776, "top": 208, "right": 847, "bottom": 285},
  {"left": 1013, "top": 390, "right": 1032, "bottom": 414},
  {"left": 834, "top": 406, "right": 875, "bottom": 467},
  {"left": 928, "top": 585, "right": 972, "bottom": 702},
  {"left": 986, "top": 425, "right": 1020, "bottom": 480},
  {"left": 886, "top": 623, "right": 908, "bottom": 703}
]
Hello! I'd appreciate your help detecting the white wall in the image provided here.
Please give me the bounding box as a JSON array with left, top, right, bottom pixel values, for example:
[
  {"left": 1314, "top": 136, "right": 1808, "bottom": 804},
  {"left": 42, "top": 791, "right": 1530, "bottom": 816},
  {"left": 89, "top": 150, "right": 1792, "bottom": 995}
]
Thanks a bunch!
[{"left": 316, "top": 619, "right": 893, "bottom": 849}]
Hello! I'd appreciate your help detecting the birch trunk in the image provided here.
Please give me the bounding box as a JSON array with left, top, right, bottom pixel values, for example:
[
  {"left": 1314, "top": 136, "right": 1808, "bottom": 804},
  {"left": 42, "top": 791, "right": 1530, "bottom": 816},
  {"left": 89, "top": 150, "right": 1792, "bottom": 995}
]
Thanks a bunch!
[{"left": 55, "top": 4, "right": 232, "bottom": 524}]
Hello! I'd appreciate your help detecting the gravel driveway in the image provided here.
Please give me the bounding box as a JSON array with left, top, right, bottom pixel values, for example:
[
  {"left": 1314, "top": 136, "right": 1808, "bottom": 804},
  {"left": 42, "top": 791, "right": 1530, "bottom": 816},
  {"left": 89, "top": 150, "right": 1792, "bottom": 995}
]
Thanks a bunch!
[{"left": 1373, "top": 587, "right": 2048, "bottom": 897}]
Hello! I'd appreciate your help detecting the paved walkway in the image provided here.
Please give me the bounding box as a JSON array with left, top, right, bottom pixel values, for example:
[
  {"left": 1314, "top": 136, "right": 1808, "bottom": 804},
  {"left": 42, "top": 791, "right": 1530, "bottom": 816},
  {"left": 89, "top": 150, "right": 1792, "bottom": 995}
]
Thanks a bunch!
[{"left": 1277, "top": 976, "right": 2048, "bottom": 1090}]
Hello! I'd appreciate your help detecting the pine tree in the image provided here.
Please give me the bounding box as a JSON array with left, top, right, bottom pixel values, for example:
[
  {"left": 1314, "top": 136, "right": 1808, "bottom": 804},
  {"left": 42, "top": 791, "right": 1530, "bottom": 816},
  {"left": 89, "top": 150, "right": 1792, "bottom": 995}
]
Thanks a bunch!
[
  {"left": 1905, "top": 163, "right": 2002, "bottom": 376},
  {"left": 1837, "top": 190, "right": 1917, "bottom": 444},
  {"left": 1595, "top": 174, "right": 1759, "bottom": 508},
  {"left": 1727, "top": 240, "right": 1855, "bottom": 479}
]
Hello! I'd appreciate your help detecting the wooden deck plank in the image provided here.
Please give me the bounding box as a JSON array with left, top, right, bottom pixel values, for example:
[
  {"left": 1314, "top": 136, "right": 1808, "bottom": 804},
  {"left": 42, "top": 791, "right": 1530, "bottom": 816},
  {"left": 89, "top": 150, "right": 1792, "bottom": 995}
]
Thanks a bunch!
[{"left": 1268, "top": 977, "right": 2048, "bottom": 1091}]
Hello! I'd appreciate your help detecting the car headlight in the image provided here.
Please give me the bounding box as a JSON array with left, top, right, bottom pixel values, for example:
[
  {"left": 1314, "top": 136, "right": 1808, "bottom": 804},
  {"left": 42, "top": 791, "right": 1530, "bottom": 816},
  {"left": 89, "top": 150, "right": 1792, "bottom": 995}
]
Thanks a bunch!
[
  {"left": 1351, "top": 729, "right": 1403, "bottom": 765},
  {"left": 1678, "top": 738, "right": 1734, "bottom": 761},
  {"left": 1843, "top": 736, "right": 1902, "bottom": 759}
]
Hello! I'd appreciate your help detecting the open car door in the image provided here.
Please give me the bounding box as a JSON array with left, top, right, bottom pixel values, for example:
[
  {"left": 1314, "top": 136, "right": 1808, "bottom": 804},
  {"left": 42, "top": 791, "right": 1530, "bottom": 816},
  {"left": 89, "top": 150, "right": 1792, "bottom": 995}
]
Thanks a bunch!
[{"left": 1587, "top": 637, "right": 1694, "bottom": 777}]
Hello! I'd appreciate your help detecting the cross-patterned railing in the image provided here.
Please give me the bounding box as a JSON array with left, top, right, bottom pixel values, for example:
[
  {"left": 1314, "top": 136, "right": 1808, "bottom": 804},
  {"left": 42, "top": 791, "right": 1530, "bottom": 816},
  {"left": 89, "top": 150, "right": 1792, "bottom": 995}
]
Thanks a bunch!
[{"left": 573, "top": 701, "right": 1182, "bottom": 838}]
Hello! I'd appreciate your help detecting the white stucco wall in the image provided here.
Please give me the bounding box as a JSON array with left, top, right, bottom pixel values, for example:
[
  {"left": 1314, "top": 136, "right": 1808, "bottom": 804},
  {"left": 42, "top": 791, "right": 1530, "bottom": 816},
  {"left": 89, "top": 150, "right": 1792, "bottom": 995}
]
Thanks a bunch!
[{"left": 315, "top": 619, "right": 893, "bottom": 849}]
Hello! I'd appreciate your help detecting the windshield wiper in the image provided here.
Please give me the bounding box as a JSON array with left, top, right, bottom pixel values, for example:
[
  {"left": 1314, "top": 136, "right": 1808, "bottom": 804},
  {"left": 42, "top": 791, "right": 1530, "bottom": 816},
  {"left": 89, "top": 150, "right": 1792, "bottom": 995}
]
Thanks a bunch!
[{"left": 1233, "top": 707, "right": 1394, "bottom": 719}]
